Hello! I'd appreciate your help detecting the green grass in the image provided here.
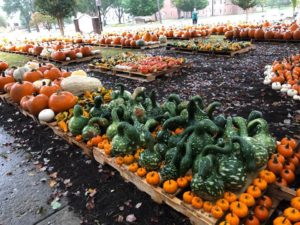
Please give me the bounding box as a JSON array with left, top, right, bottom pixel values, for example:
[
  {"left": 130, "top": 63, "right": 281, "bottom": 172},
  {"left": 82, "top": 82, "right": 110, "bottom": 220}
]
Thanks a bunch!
[{"left": 0, "top": 52, "right": 29, "bottom": 66}]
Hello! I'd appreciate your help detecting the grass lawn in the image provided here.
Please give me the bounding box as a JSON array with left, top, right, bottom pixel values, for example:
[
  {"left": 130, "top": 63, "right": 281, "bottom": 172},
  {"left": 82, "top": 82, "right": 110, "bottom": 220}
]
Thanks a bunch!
[{"left": 0, "top": 52, "right": 30, "bottom": 66}]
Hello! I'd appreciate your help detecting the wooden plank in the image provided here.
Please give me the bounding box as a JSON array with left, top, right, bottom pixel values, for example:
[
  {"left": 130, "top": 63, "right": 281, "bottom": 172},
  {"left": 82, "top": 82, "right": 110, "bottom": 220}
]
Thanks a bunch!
[
  {"left": 268, "top": 184, "right": 296, "bottom": 200},
  {"left": 93, "top": 147, "right": 216, "bottom": 225},
  {"left": 37, "top": 54, "right": 101, "bottom": 65}
]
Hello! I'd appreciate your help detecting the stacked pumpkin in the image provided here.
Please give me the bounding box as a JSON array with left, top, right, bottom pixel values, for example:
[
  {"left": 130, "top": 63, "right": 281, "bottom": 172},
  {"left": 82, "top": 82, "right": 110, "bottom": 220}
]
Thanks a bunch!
[
  {"left": 0, "top": 61, "right": 103, "bottom": 122},
  {"left": 99, "top": 31, "right": 167, "bottom": 48},
  {"left": 267, "top": 137, "right": 299, "bottom": 187},
  {"left": 224, "top": 21, "right": 300, "bottom": 41},
  {"left": 264, "top": 55, "right": 300, "bottom": 101}
]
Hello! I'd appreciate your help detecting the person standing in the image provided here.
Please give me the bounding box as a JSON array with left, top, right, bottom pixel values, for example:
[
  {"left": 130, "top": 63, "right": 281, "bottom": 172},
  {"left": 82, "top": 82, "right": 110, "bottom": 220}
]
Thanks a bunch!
[{"left": 192, "top": 8, "right": 198, "bottom": 25}]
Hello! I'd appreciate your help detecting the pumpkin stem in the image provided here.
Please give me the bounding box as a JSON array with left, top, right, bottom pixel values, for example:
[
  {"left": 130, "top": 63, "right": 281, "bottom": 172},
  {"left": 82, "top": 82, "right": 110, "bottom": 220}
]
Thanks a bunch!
[
  {"left": 1, "top": 71, "right": 5, "bottom": 77},
  {"left": 273, "top": 155, "right": 279, "bottom": 164}
]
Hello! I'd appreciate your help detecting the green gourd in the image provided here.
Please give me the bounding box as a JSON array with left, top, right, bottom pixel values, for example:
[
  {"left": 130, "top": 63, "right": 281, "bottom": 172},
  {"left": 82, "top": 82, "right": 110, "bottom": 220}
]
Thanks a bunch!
[
  {"left": 247, "top": 118, "right": 276, "bottom": 155},
  {"left": 111, "top": 122, "right": 140, "bottom": 156},
  {"left": 106, "top": 107, "right": 122, "bottom": 140},
  {"left": 89, "top": 96, "right": 111, "bottom": 120},
  {"left": 68, "top": 105, "right": 89, "bottom": 135},
  {"left": 111, "top": 83, "right": 131, "bottom": 100},
  {"left": 146, "top": 90, "right": 163, "bottom": 118},
  {"left": 82, "top": 117, "right": 109, "bottom": 141}
]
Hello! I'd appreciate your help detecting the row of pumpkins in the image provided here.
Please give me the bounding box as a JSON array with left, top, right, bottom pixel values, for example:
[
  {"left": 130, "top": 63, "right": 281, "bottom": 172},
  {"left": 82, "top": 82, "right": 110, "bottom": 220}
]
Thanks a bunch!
[{"left": 0, "top": 61, "right": 102, "bottom": 121}]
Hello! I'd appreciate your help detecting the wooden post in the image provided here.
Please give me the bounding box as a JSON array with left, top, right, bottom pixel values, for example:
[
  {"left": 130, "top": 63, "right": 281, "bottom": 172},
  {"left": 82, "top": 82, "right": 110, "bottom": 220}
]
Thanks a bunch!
[
  {"left": 73, "top": 19, "right": 81, "bottom": 33},
  {"left": 92, "top": 17, "right": 101, "bottom": 34}
]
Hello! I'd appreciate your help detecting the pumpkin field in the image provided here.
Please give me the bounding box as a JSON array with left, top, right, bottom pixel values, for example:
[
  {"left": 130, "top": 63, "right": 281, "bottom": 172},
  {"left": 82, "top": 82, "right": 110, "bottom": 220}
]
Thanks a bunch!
[{"left": 0, "top": 22, "right": 300, "bottom": 225}]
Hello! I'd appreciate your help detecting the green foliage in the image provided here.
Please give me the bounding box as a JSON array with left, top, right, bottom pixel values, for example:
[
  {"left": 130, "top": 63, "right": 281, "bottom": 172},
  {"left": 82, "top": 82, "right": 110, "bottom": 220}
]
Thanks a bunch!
[
  {"left": 124, "top": 0, "right": 163, "bottom": 16},
  {"left": 231, "top": 0, "right": 258, "bottom": 10},
  {"left": 34, "top": 0, "right": 75, "bottom": 35},
  {"left": 112, "top": 0, "right": 126, "bottom": 23},
  {"left": 291, "top": 0, "right": 299, "bottom": 13},
  {"left": 30, "top": 12, "right": 55, "bottom": 30},
  {"left": 3, "top": 0, "right": 33, "bottom": 31},
  {"left": 75, "top": 0, "right": 114, "bottom": 18},
  {"left": 172, "top": 0, "right": 208, "bottom": 12}
]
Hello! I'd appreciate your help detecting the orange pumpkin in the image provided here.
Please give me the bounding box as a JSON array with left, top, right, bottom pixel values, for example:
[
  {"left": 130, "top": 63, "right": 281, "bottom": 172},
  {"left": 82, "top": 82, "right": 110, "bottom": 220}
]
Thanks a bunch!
[
  {"left": 245, "top": 215, "right": 261, "bottom": 225},
  {"left": 146, "top": 171, "right": 160, "bottom": 186},
  {"left": 143, "top": 31, "right": 152, "bottom": 42},
  {"left": 225, "top": 213, "right": 240, "bottom": 225},
  {"left": 128, "top": 162, "right": 139, "bottom": 172},
  {"left": 48, "top": 91, "right": 77, "bottom": 113},
  {"left": 183, "top": 191, "right": 194, "bottom": 204},
  {"left": 267, "top": 155, "right": 283, "bottom": 174},
  {"left": 23, "top": 70, "right": 43, "bottom": 83},
  {"left": 51, "top": 51, "right": 66, "bottom": 61},
  {"left": 273, "top": 216, "right": 292, "bottom": 225},
  {"left": 283, "top": 207, "right": 300, "bottom": 222},
  {"left": 21, "top": 93, "right": 49, "bottom": 115},
  {"left": 280, "top": 169, "right": 295, "bottom": 184},
  {"left": 254, "top": 205, "right": 269, "bottom": 222},
  {"left": 163, "top": 180, "right": 178, "bottom": 194},
  {"left": 247, "top": 185, "right": 262, "bottom": 198},
  {"left": 203, "top": 201, "right": 213, "bottom": 212},
  {"left": 211, "top": 205, "right": 224, "bottom": 219},
  {"left": 253, "top": 178, "right": 268, "bottom": 190},
  {"left": 291, "top": 197, "right": 300, "bottom": 211},
  {"left": 176, "top": 177, "right": 188, "bottom": 188},
  {"left": 258, "top": 195, "right": 273, "bottom": 209},
  {"left": 10, "top": 81, "right": 35, "bottom": 103},
  {"left": 254, "top": 29, "right": 265, "bottom": 39},
  {"left": 216, "top": 198, "right": 229, "bottom": 211},
  {"left": 224, "top": 192, "right": 237, "bottom": 203},
  {"left": 81, "top": 46, "right": 92, "bottom": 56},
  {"left": 191, "top": 196, "right": 203, "bottom": 209},
  {"left": 239, "top": 193, "right": 255, "bottom": 207},
  {"left": 44, "top": 67, "right": 62, "bottom": 81},
  {"left": 230, "top": 201, "right": 249, "bottom": 218},
  {"left": 0, "top": 61, "right": 9, "bottom": 71},
  {"left": 136, "top": 167, "right": 147, "bottom": 177},
  {"left": 0, "top": 72, "right": 15, "bottom": 91}
]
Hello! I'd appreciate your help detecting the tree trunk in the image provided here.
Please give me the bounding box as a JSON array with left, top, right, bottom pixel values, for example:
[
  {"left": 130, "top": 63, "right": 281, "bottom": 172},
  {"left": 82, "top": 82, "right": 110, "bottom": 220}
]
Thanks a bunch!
[
  {"left": 36, "top": 24, "right": 40, "bottom": 32},
  {"left": 177, "top": 8, "right": 181, "bottom": 19},
  {"left": 57, "top": 17, "right": 64, "bottom": 36},
  {"left": 74, "top": 19, "right": 81, "bottom": 33},
  {"left": 245, "top": 9, "right": 248, "bottom": 22},
  {"left": 154, "top": 13, "right": 157, "bottom": 21}
]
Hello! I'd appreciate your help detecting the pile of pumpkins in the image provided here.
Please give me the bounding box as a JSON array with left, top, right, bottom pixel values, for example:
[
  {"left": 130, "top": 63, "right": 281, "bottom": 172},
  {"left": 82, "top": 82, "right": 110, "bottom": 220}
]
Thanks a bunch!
[
  {"left": 223, "top": 22, "right": 300, "bottom": 41},
  {"left": 263, "top": 54, "right": 300, "bottom": 101},
  {"left": 0, "top": 61, "right": 103, "bottom": 121},
  {"left": 98, "top": 31, "right": 167, "bottom": 47}
]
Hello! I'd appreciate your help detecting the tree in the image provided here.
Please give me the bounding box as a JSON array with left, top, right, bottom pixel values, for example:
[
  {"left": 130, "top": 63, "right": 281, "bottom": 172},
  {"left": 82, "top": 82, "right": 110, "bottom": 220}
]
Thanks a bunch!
[
  {"left": 231, "top": 0, "right": 257, "bottom": 21},
  {"left": 34, "top": 0, "right": 75, "bottom": 35},
  {"left": 124, "top": 0, "right": 163, "bottom": 16},
  {"left": 112, "top": 0, "right": 126, "bottom": 23},
  {"left": 172, "top": 0, "right": 208, "bottom": 14},
  {"left": 291, "top": 0, "right": 299, "bottom": 15},
  {"left": 30, "top": 12, "right": 55, "bottom": 31},
  {"left": 3, "top": 0, "right": 33, "bottom": 32}
]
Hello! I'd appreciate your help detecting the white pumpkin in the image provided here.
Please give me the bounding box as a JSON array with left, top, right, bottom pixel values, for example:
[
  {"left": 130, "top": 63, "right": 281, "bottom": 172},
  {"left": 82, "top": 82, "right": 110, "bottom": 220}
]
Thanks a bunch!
[
  {"left": 263, "top": 78, "right": 271, "bottom": 85},
  {"left": 38, "top": 109, "right": 55, "bottom": 122},
  {"left": 293, "top": 95, "right": 300, "bottom": 100},
  {"left": 76, "top": 52, "right": 83, "bottom": 58},
  {"left": 33, "top": 79, "right": 52, "bottom": 90},
  {"left": 287, "top": 89, "right": 298, "bottom": 97},
  {"left": 271, "top": 82, "right": 281, "bottom": 90},
  {"left": 25, "top": 61, "right": 40, "bottom": 70},
  {"left": 13, "top": 67, "right": 30, "bottom": 81},
  {"left": 61, "top": 76, "right": 102, "bottom": 96}
]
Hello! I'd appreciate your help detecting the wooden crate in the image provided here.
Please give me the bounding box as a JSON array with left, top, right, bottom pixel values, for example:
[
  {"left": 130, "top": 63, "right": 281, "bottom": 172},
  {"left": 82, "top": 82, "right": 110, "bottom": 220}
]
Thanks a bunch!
[{"left": 226, "top": 38, "right": 300, "bottom": 43}]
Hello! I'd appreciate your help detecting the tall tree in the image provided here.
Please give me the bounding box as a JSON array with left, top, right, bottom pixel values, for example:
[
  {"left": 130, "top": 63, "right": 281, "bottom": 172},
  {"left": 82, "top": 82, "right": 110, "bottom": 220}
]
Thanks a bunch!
[
  {"left": 0, "top": 15, "right": 7, "bottom": 28},
  {"left": 3, "top": 0, "right": 33, "bottom": 32},
  {"left": 172, "top": 0, "right": 208, "bottom": 14},
  {"left": 231, "top": 0, "right": 257, "bottom": 21},
  {"left": 291, "top": 0, "right": 299, "bottom": 15},
  {"left": 112, "top": 0, "right": 126, "bottom": 23},
  {"left": 34, "top": 0, "right": 75, "bottom": 35},
  {"left": 31, "top": 12, "right": 55, "bottom": 32},
  {"left": 124, "top": 0, "right": 163, "bottom": 16}
]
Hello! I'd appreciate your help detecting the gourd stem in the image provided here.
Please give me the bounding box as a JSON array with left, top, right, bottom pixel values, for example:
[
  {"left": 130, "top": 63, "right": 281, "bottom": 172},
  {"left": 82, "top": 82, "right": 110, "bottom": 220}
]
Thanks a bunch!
[{"left": 205, "top": 101, "right": 221, "bottom": 119}]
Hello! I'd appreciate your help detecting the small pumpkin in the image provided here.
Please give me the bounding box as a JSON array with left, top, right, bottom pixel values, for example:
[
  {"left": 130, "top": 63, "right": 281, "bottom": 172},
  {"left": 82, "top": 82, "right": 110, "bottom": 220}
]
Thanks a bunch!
[
  {"left": 51, "top": 51, "right": 66, "bottom": 61},
  {"left": 23, "top": 69, "right": 43, "bottom": 83},
  {"left": 259, "top": 170, "right": 276, "bottom": 184},
  {"left": 239, "top": 193, "right": 255, "bottom": 207},
  {"left": 163, "top": 180, "right": 178, "bottom": 194},
  {"left": 291, "top": 197, "right": 300, "bottom": 211},
  {"left": 128, "top": 162, "right": 139, "bottom": 172},
  {"left": 253, "top": 178, "right": 268, "bottom": 191},
  {"left": 280, "top": 169, "right": 295, "bottom": 184},
  {"left": 224, "top": 192, "right": 237, "bottom": 203},
  {"left": 258, "top": 195, "right": 272, "bottom": 209},
  {"left": 281, "top": 137, "right": 297, "bottom": 149},
  {"left": 0, "top": 61, "right": 9, "bottom": 71},
  {"left": 0, "top": 72, "right": 15, "bottom": 91},
  {"left": 38, "top": 108, "right": 55, "bottom": 122},
  {"left": 278, "top": 144, "right": 293, "bottom": 158},
  {"left": 230, "top": 201, "right": 249, "bottom": 218},
  {"left": 283, "top": 207, "right": 300, "bottom": 222},
  {"left": 176, "top": 177, "right": 188, "bottom": 188},
  {"left": 183, "top": 191, "right": 194, "bottom": 204},
  {"left": 247, "top": 185, "right": 262, "bottom": 198},
  {"left": 211, "top": 205, "right": 224, "bottom": 219},
  {"left": 245, "top": 215, "right": 261, "bottom": 225},
  {"left": 216, "top": 198, "right": 229, "bottom": 211},
  {"left": 39, "top": 82, "right": 60, "bottom": 97},
  {"left": 136, "top": 167, "right": 147, "bottom": 177},
  {"left": 203, "top": 201, "right": 213, "bottom": 212},
  {"left": 191, "top": 196, "right": 203, "bottom": 209},
  {"left": 254, "top": 205, "right": 269, "bottom": 222},
  {"left": 146, "top": 171, "right": 160, "bottom": 186},
  {"left": 267, "top": 155, "right": 283, "bottom": 174},
  {"left": 225, "top": 213, "right": 240, "bottom": 225},
  {"left": 22, "top": 94, "right": 49, "bottom": 116},
  {"left": 123, "top": 154, "right": 134, "bottom": 165},
  {"left": 273, "top": 216, "right": 291, "bottom": 225},
  {"left": 80, "top": 46, "right": 92, "bottom": 56}
]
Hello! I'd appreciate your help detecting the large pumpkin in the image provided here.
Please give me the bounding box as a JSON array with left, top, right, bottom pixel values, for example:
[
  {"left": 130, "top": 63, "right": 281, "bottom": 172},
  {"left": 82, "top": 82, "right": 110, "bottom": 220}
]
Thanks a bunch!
[
  {"left": 240, "top": 29, "right": 249, "bottom": 38},
  {"left": 293, "top": 30, "right": 300, "bottom": 40},
  {"left": 80, "top": 46, "right": 92, "bottom": 56},
  {"left": 21, "top": 94, "right": 49, "bottom": 115},
  {"left": 39, "top": 82, "right": 60, "bottom": 97},
  {"left": 274, "top": 31, "right": 283, "bottom": 39},
  {"left": 248, "top": 29, "right": 256, "bottom": 39},
  {"left": 151, "top": 34, "right": 158, "bottom": 42},
  {"left": 284, "top": 31, "right": 293, "bottom": 40},
  {"left": 0, "top": 61, "right": 9, "bottom": 71},
  {"left": 10, "top": 81, "right": 35, "bottom": 103},
  {"left": 233, "top": 29, "right": 240, "bottom": 38},
  {"left": 44, "top": 67, "right": 62, "bottom": 81},
  {"left": 33, "top": 46, "right": 44, "bottom": 55},
  {"left": 113, "top": 37, "right": 121, "bottom": 45},
  {"left": 133, "top": 33, "right": 140, "bottom": 40},
  {"left": 23, "top": 70, "right": 43, "bottom": 83},
  {"left": 51, "top": 51, "right": 66, "bottom": 61},
  {"left": 0, "top": 72, "right": 15, "bottom": 91},
  {"left": 48, "top": 91, "right": 77, "bottom": 113},
  {"left": 254, "top": 29, "right": 265, "bottom": 39},
  {"left": 143, "top": 32, "right": 152, "bottom": 42},
  {"left": 225, "top": 31, "right": 233, "bottom": 39},
  {"left": 290, "top": 23, "right": 299, "bottom": 31},
  {"left": 264, "top": 30, "right": 274, "bottom": 39},
  {"left": 105, "top": 38, "right": 112, "bottom": 45},
  {"left": 65, "top": 50, "right": 77, "bottom": 60},
  {"left": 182, "top": 31, "right": 191, "bottom": 39}
]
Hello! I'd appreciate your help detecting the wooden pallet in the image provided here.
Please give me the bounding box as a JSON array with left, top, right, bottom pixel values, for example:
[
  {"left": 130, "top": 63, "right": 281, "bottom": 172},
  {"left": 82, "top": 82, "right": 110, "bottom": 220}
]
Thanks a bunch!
[
  {"left": 166, "top": 45, "right": 256, "bottom": 56},
  {"left": 99, "top": 43, "right": 166, "bottom": 50},
  {"left": 93, "top": 147, "right": 217, "bottom": 225},
  {"left": 226, "top": 38, "right": 300, "bottom": 43},
  {"left": 89, "top": 64, "right": 189, "bottom": 82},
  {"left": 0, "top": 50, "right": 29, "bottom": 55},
  {"left": 36, "top": 54, "right": 101, "bottom": 65}
]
